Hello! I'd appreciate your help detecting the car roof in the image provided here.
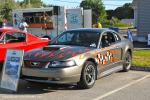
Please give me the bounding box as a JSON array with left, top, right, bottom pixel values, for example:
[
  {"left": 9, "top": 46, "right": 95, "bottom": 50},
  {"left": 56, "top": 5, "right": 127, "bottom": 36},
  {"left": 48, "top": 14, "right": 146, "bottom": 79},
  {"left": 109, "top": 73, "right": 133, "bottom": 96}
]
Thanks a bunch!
[
  {"left": 65, "top": 28, "right": 114, "bottom": 33},
  {"left": 0, "top": 27, "right": 22, "bottom": 32}
]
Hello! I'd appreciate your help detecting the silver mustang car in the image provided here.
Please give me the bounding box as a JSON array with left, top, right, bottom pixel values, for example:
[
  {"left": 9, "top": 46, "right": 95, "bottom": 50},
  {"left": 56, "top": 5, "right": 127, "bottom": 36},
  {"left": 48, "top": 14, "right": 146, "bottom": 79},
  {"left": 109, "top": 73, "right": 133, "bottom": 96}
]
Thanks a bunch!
[{"left": 22, "top": 28, "right": 133, "bottom": 89}]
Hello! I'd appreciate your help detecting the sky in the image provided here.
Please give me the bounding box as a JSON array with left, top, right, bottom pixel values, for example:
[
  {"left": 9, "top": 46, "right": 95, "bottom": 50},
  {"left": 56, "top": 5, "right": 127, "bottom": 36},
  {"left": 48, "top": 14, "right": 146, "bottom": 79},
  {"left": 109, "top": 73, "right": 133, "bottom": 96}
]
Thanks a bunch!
[{"left": 17, "top": 0, "right": 133, "bottom": 10}]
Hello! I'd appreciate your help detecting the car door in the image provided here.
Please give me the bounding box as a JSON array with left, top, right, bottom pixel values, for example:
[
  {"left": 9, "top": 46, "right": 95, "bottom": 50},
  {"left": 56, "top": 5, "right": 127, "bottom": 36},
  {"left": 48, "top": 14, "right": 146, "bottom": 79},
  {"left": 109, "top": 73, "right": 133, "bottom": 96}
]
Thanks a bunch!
[
  {"left": 0, "top": 32, "right": 26, "bottom": 61},
  {"left": 97, "top": 31, "right": 122, "bottom": 73},
  {"left": 111, "top": 32, "right": 123, "bottom": 65}
]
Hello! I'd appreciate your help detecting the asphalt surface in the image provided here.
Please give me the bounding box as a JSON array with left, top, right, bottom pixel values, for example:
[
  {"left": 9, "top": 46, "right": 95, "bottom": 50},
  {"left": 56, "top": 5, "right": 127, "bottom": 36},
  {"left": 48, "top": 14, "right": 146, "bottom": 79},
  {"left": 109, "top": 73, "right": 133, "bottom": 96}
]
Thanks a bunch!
[{"left": 0, "top": 71, "right": 150, "bottom": 100}]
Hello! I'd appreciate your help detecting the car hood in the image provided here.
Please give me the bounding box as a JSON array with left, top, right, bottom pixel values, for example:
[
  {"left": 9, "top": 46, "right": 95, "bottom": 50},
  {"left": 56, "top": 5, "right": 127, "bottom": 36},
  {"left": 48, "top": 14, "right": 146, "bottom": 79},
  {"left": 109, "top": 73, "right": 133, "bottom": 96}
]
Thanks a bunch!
[{"left": 24, "top": 45, "right": 95, "bottom": 61}]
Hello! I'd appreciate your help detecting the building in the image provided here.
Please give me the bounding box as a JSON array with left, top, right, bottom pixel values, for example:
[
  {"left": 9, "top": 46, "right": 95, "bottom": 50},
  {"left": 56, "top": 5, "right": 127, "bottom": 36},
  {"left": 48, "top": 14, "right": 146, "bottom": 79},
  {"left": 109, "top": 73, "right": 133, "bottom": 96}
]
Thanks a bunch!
[
  {"left": 13, "top": 7, "right": 92, "bottom": 39},
  {"left": 132, "top": 0, "right": 150, "bottom": 42}
]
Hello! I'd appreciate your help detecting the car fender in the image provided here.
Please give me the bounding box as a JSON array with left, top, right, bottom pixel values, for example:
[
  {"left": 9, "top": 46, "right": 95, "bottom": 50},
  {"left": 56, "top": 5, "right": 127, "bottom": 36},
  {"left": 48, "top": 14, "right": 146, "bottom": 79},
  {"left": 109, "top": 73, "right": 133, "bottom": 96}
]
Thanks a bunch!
[
  {"left": 122, "top": 40, "right": 133, "bottom": 61},
  {"left": 69, "top": 54, "right": 98, "bottom": 75}
]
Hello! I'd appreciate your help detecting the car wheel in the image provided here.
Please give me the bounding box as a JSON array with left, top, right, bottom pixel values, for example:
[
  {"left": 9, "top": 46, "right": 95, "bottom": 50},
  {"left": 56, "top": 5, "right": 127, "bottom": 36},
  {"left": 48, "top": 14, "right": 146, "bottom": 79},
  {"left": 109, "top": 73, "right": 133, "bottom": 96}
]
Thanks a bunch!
[
  {"left": 77, "top": 61, "right": 96, "bottom": 89},
  {"left": 122, "top": 52, "right": 132, "bottom": 72}
]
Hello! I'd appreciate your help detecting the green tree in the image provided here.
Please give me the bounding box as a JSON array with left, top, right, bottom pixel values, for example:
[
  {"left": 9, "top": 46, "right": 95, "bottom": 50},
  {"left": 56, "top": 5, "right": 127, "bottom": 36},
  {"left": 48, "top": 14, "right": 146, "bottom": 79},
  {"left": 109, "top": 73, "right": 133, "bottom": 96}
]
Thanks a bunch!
[
  {"left": 113, "top": 3, "right": 134, "bottom": 19},
  {"left": 106, "top": 10, "right": 114, "bottom": 20},
  {"left": 80, "top": 0, "right": 107, "bottom": 24},
  {"left": 0, "top": 0, "right": 19, "bottom": 21},
  {"left": 19, "top": 0, "right": 44, "bottom": 8}
]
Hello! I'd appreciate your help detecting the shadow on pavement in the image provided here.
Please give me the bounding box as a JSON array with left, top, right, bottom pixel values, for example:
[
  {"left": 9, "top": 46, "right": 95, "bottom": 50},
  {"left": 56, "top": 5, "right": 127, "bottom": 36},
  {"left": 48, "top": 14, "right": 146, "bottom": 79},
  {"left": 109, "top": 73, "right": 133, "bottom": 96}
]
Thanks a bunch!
[
  {"left": 0, "top": 64, "right": 79, "bottom": 95},
  {"left": 0, "top": 79, "right": 78, "bottom": 95}
]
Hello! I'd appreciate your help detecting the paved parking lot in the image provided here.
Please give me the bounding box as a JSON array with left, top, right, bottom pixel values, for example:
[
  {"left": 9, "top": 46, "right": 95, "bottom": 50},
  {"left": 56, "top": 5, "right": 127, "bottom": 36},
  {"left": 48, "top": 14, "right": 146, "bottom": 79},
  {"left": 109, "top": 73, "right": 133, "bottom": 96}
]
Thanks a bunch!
[{"left": 0, "top": 71, "right": 150, "bottom": 100}]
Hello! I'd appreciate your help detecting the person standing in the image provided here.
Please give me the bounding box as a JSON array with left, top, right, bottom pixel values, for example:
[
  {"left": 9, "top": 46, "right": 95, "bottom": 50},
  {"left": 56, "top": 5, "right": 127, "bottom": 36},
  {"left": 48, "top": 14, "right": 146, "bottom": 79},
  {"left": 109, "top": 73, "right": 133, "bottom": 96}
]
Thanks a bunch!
[
  {"left": 19, "top": 19, "right": 29, "bottom": 32},
  {"left": 97, "top": 22, "right": 102, "bottom": 28},
  {"left": 92, "top": 22, "right": 102, "bottom": 28}
]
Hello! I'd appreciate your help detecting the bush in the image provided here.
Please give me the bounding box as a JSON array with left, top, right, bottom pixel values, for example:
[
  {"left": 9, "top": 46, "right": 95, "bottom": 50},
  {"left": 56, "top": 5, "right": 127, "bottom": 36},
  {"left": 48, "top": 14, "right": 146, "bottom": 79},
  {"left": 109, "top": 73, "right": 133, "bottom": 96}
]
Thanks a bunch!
[{"left": 102, "top": 17, "right": 132, "bottom": 28}]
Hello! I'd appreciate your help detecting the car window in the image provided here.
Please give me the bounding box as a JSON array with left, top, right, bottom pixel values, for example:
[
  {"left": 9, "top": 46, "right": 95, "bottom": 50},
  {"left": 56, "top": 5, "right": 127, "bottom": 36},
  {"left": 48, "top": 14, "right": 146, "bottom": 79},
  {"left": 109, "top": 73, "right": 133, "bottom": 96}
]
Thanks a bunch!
[
  {"left": 100, "top": 32, "right": 116, "bottom": 48},
  {"left": 0, "top": 32, "right": 2, "bottom": 37},
  {"left": 114, "top": 32, "right": 121, "bottom": 42},
  {"left": 5, "top": 32, "right": 26, "bottom": 43},
  {"left": 13, "top": 32, "right": 26, "bottom": 41},
  {"left": 6, "top": 32, "right": 16, "bottom": 40},
  {"left": 57, "top": 32, "right": 74, "bottom": 43},
  {"left": 51, "top": 31, "right": 100, "bottom": 48}
]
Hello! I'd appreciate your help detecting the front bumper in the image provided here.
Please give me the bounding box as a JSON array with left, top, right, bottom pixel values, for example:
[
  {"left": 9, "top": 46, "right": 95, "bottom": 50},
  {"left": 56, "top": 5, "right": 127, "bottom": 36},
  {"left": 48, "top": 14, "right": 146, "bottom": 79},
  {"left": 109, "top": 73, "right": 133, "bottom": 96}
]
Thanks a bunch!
[{"left": 22, "top": 66, "right": 81, "bottom": 84}]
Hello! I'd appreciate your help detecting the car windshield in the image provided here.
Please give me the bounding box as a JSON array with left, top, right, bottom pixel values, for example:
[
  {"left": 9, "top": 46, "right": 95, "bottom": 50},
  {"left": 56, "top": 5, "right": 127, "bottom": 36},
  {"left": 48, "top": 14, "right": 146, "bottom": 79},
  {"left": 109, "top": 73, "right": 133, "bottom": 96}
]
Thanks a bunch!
[
  {"left": 50, "top": 31, "right": 100, "bottom": 48},
  {"left": 0, "top": 32, "right": 2, "bottom": 37},
  {"left": 0, "top": 32, "right": 3, "bottom": 43}
]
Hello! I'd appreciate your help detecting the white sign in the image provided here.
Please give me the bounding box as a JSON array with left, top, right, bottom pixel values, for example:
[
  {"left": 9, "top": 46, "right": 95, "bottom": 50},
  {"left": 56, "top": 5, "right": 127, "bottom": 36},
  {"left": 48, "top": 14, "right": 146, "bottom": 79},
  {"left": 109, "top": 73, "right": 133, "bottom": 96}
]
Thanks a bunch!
[
  {"left": 0, "top": 49, "right": 24, "bottom": 92},
  {"left": 66, "top": 8, "right": 83, "bottom": 29},
  {"left": 148, "top": 34, "right": 150, "bottom": 45}
]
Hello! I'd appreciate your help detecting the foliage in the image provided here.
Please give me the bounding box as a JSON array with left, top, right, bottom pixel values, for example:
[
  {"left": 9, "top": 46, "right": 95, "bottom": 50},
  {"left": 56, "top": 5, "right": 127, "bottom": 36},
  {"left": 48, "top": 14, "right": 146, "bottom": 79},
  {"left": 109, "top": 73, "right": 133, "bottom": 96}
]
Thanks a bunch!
[
  {"left": 102, "top": 17, "right": 132, "bottom": 28},
  {"left": 106, "top": 10, "right": 114, "bottom": 20},
  {"left": 80, "top": 0, "right": 107, "bottom": 24},
  {"left": 0, "top": 0, "right": 45, "bottom": 21},
  {"left": 0, "top": 0, "right": 19, "bottom": 21},
  {"left": 0, "top": 16, "right": 3, "bottom": 22},
  {"left": 19, "top": 0, "right": 44, "bottom": 8},
  {"left": 107, "top": 3, "right": 134, "bottom": 20}
]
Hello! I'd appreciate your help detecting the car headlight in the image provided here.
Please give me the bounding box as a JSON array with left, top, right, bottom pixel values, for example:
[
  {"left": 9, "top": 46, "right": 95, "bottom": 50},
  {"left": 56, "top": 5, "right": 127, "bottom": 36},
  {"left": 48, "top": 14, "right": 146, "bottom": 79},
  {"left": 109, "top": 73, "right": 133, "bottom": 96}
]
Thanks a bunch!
[{"left": 48, "top": 60, "right": 76, "bottom": 68}]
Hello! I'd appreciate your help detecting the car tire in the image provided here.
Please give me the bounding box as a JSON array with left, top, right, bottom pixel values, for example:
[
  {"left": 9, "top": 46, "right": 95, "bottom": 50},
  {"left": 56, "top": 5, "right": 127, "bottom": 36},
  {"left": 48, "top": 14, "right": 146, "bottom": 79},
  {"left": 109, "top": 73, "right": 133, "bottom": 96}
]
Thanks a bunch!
[
  {"left": 77, "top": 61, "right": 96, "bottom": 89},
  {"left": 122, "top": 52, "right": 132, "bottom": 72}
]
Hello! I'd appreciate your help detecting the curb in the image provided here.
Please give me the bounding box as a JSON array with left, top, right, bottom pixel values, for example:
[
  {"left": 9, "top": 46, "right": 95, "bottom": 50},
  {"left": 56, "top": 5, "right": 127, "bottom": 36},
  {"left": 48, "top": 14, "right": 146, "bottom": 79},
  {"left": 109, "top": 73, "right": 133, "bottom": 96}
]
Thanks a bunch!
[{"left": 131, "top": 66, "right": 150, "bottom": 72}]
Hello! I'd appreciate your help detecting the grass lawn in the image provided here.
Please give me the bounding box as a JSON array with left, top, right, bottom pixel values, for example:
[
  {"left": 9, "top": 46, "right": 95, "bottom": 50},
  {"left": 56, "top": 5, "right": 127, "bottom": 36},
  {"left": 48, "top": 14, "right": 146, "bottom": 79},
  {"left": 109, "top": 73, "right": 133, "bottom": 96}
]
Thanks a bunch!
[{"left": 132, "top": 50, "right": 150, "bottom": 67}]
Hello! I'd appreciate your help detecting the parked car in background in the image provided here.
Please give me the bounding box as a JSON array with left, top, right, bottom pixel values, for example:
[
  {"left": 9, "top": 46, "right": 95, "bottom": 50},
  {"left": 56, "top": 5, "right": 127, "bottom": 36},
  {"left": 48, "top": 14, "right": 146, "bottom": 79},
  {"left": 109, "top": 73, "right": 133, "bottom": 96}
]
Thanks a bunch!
[
  {"left": 0, "top": 27, "right": 49, "bottom": 65},
  {"left": 22, "top": 28, "right": 133, "bottom": 89}
]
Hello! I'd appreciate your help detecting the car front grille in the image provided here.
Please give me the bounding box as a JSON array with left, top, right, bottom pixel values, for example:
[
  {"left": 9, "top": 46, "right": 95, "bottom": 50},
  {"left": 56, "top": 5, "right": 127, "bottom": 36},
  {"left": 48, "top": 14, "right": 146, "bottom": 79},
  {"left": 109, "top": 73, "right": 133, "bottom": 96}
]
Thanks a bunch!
[
  {"left": 24, "top": 60, "right": 48, "bottom": 68},
  {"left": 22, "top": 75, "right": 48, "bottom": 80}
]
